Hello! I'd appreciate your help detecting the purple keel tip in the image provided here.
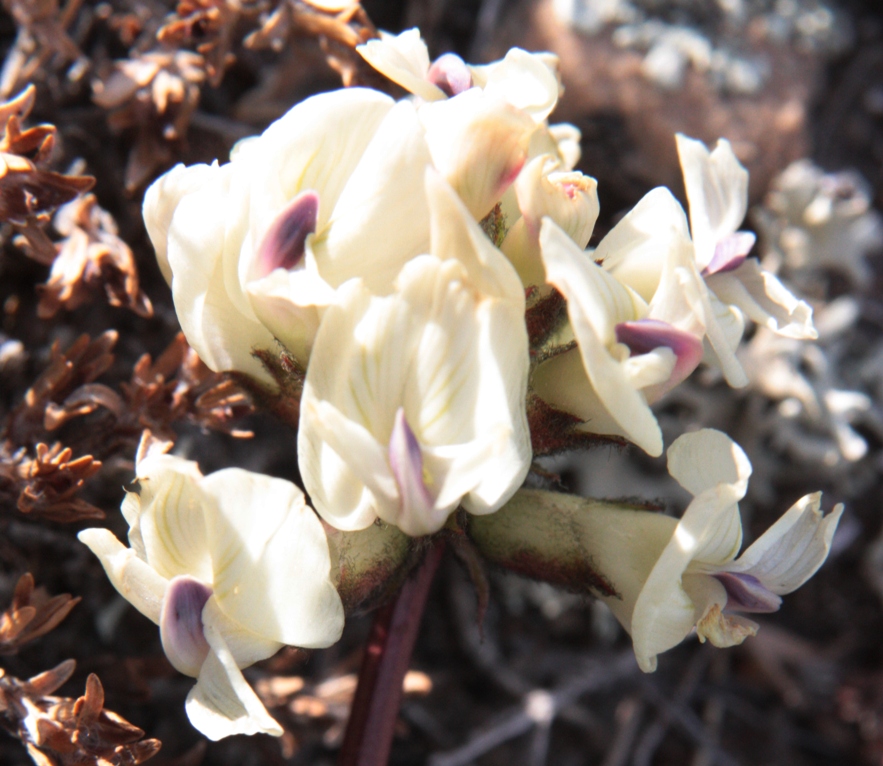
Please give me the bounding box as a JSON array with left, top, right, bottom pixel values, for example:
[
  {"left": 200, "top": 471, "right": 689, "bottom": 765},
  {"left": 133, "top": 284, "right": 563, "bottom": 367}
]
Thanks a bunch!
[
  {"left": 615, "top": 318, "right": 704, "bottom": 393},
  {"left": 714, "top": 571, "right": 782, "bottom": 614},
  {"left": 256, "top": 190, "right": 319, "bottom": 276},
  {"left": 160, "top": 575, "right": 213, "bottom": 677},
  {"left": 388, "top": 408, "right": 433, "bottom": 527},
  {"left": 702, "top": 231, "right": 756, "bottom": 276},
  {"left": 427, "top": 53, "right": 473, "bottom": 97}
]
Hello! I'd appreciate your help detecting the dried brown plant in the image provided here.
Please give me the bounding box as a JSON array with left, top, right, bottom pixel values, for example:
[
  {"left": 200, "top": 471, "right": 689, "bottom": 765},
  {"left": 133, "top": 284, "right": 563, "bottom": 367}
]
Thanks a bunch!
[
  {"left": 254, "top": 668, "right": 431, "bottom": 753},
  {"left": 36, "top": 194, "right": 153, "bottom": 319},
  {"left": 3, "top": 332, "right": 116, "bottom": 451},
  {"left": 0, "top": 331, "right": 253, "bottom": 522},
  {"left": 41, "top": 332, "right": 254, "bottom": 444},
  {"left": 0, "top": 573, "right": 80, "bottom": 655},
  {"left": 245, "top": 0, "right": 379, "bottom": 86},
  {"left": 0, "top": 334, "right": 114, "bottom": 522},
  {"left": 0, "top": 442, "right": 103, "bottom": 522},
  {"left": 158, "top": 0, "right": 252, "bottom": 87},
  {"left": 0, "top": 662, "right": 161, "bottom": 766},
  {"left": 0, "top": 0, "right": 86, "bottom": 99},
  {"left": 92, "top": 50, "right": 206, "bottom": 192},
  {"left": 0, "top": 85, "right": 94, "bottom": 262}
]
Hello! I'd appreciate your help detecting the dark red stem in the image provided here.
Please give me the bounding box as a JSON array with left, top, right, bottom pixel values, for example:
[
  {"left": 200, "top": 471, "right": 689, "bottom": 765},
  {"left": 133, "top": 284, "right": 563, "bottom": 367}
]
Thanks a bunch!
[{"left": 338, "top": 538, "right": 446, "bottom": 766}]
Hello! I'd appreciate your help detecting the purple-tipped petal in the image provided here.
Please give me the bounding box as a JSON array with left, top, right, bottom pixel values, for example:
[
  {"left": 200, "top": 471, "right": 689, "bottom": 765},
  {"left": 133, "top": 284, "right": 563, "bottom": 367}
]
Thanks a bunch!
[
  {"left": 702, "top": 231, "right": 756, "bottom": 276},
  {"left": 714, "top": 571, "right": 782, "bottom": 614},
  {"left": 388, "top": 408, "right": 434, "bottom": 530},
  {"left": 615, "top": 319, "right": 704, "bottom": 393},
  {"left": 160, "top": 575, "right": 213, "bottom": 677},
  {"left": 427, "top": 53, "right": 473, "bottom": 97},
  {"left": 256, "top": 190, "right": 319, "bottom": 276}
]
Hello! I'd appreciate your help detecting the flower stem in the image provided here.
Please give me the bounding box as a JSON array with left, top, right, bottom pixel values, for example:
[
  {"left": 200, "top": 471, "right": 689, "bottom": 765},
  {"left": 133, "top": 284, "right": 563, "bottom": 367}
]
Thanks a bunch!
[{"left": 338, "top": 538, "right": 446, "bottom": 766}]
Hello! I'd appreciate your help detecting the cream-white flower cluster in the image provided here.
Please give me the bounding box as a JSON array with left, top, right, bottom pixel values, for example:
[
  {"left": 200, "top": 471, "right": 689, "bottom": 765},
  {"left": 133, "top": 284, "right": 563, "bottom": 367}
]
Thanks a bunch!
[{"left": 78, "top": 26, "right": 842, "bottom": 740}]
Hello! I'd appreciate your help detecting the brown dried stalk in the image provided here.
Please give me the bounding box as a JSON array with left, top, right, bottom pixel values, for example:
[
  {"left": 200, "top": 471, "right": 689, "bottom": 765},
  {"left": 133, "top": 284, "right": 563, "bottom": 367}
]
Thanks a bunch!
[
  {"left": 36, "top": 193, "right": 153, "bottom": 319},
  {"left": 0, "top": 662, "right": 161, "bottom": 766},
  {"left": 0, "top": 573, "right": 80, "bottom": 655},
  {"left": 0, "top": 333, "right": 114, "bottom": 522},
  {"left": 0, "top": 85, "right": 94, "bottom": 263}
]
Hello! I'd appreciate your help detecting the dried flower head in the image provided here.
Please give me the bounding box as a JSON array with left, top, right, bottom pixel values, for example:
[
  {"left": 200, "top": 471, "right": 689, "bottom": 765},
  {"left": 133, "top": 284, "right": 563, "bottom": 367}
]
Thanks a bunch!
[
  {"left": 0, "top": 86, "right": 94, "bottom": 262},
  {"left": 0, "top": 663, "right": 161, "bottom": 766},
  {"left": 5, "top": 442, "right": 104, "bottom": 522},
  {"left": 0, "top": 573, "right": 80, "bottom": 655},
  {"left": 0, "top": 0, "right": 86, "bottom": 99},
  {"left": 245, "top": 0, "right": 379, "bottom": 86},
  {"left": 36, "top": 193, "right": 153, "bottom": 318},
  {"left": 158, "top": 0, "right": 245, "bottom": 87},
  {"left": 92, "top": 51, "right": 206, "bottom": 191},
  {"left": 42, "top": 333, "right": 254, "bottom": 444},
  {"left": 3, "top": 332, "right": 116, "bottom": 450}
]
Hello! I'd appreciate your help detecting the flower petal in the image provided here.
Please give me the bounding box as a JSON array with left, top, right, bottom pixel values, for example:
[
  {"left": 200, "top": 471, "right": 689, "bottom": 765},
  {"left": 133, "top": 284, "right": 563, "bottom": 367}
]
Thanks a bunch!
[
  {"left": 254, "top": 190, "right": 318, "bottom": 276},
  {"left": 165, "top": 165, "right": 275, "bottom": 383},
  {"left": 313, "top": 99, "right": 433, "bottom": 292},
  {"left": 724, "top": 493, "right": 843, "bottom": 594},
  {"left": 676, "top": 134, "right": 749, "bottom": 271},
  {"left": 667, "top": 428, "right": 752, "bottom": 499},
  {"left": 185, "top": 600, "right": 282, "bottom": 740},
  {"left": 357, "top": 29, "right": 446, "bottom": 102},
  {"left": 597, "top": 187, "right": 692, "bottom": 303},
  {"left": 707, "top": 259, "right": 817, "bottom": 340},
  {"left": 130, "top": 454, "right": 213, "bottom": 584},
  {"left": 427, "top": 53, "right": 473, "bottom": 96},
  {"left": 538, "top": 218, "right": 662, "bottom": 455},
  {"left": 615, "top": 319, "right": 703, "bottom": 401},
  {"left": 77, "top": 528, "right": 168, "bottom": 625},
  {"left": 159, "top": 575, "right": 212, "bottom": 677},
  {"left": 143, "top": 162, "right": 218, "bottom": 284},
  {"left": 470, "top": 48, "right": 561, "bottom": 122},
  {"left": 243, "top": 87, "right": 395, "bottom": 251},
  {"left": 426, "top": 169, "right": 526, "bottom": 300},
  {"left": 388, "top": 408, "right": 434, "bottom": 532},
  {"left": 712, "top": 572, "right": 782, "bottom": 613},
  {"left": 702, "top": 231, "right": 755, "bottom": 276},
  {"left": 420, "top": 89, "right": 535, "bottom": 220},
  {"left": 630, "top": 430, "right": 751, "bottom": 667},
  {"left": 201, "top": 468, "right": 345, "bottom": 649}
]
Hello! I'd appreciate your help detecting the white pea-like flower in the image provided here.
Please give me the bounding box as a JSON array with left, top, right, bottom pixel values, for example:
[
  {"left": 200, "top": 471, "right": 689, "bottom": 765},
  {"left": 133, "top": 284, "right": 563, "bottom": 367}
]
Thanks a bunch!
[
  {"left": 594, "top": 429, "right": 842, "bottom": 672},
  {"left": 298, "top": 171, "right": 530, "bottom": 536},
  {"left": 501, "top": 154, "right": 600, "bottom": 287},
  {"left": 78, "top": 452, "right": 344, "bottom": 740},
  {"left": 676, "top": 134, "right": 817, "bottom": 383},
  {"left": 357, "top": 28, "right": 562, "bottom": 122},
  {"left": 533, "top": 216, "right": 705, "bottom": 456},
  {"left": 144, "top": 85, "right": 538, "bottom": 379}
]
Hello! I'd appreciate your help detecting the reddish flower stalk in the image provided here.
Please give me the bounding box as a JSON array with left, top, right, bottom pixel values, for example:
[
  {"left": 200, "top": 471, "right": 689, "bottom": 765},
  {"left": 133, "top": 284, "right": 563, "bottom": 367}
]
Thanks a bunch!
[{"left": 339, "top": 538, "right": 446, "bottom": 766}]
